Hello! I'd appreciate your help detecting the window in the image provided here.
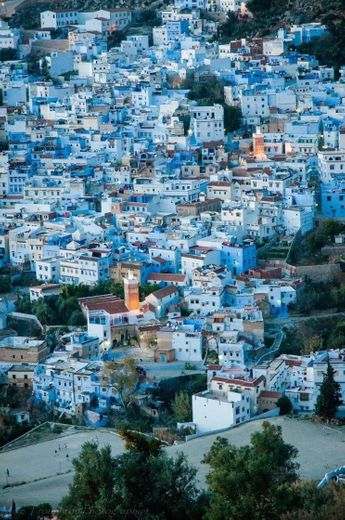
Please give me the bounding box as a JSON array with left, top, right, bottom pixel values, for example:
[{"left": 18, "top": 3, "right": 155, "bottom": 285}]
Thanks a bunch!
[{"left": 300, "top": 392, "right": 309, "bottom": 401}]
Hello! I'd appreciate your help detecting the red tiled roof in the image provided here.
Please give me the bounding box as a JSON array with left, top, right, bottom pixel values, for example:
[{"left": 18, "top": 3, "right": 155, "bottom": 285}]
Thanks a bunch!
[
  {"left": 151, "top": 256, "right": 167, "bottom": 264},
  {"left": 284, "top": 359, "right": 302, "bottom": 367},
  {"left": 181, "top": 253, "right": 204, "bottom": 260},
  {"left": 259, "top": 390, "right": 281, "bottom": 398},
  {"left": 30, "top": 284, "right": 60, "bottom": 291},
  {"left": 209, "top": 181, "right": 231, "bottom": 186},
  {"left": 148, "top": 273, "right": 186, "bottom": 282},
  {"left": 212, "top": 375, "right": 265, "bottom": 388},
  {"left": 149, "top": 286, "right": 179, "bottom": 300},
  {"left": 190, "top": 246, "right": 214, "bottom": 253},
  {"left": 79, "top": 294, "right": 129, "bottom": 315}
]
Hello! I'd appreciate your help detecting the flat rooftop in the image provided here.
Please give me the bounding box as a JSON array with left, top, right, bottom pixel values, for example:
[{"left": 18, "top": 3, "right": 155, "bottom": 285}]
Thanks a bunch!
[{"left": 0, "top": 337, "right": 45, "bottom": 349}]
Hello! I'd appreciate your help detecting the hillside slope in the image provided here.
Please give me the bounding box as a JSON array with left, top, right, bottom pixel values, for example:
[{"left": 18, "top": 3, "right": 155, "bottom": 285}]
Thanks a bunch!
[
  {"left": 249, "top": 0, "right": 345, "bottom": 28},
  {"left": 7, "top": 0, "right": 345, "bottom": 69},
  {"left": 220, "top": 0, "right": 345, "bottom": 69},
  {"left": 8, "top": 0, "right": 167, "bottom": 29}
]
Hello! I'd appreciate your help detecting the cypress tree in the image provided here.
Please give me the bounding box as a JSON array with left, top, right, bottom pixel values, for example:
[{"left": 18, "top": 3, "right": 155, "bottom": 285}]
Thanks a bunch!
[
  {"left": 11, "top": 500, "right": 16, "bottom": 520},
  {"left": 315, "top": 359, "right": 341, "bottom": 420}
]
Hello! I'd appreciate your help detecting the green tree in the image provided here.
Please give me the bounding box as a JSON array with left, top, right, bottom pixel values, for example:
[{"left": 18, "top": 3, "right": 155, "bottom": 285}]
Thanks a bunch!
[
  {"left": 114, "top": 434, "right": 204, "bottom": 520},
  {"left": 171, "top": 390, "right": 192, "bottom": 422},
  {"left": 68, "top": 310, "right": 86, "bottom": 327},
  {"left": 250, "top": 0, "right": 273, "bottom": 11},
  {"left": 108, "top": 29, "right": 126, "bottom": 49},
  {"left": 0, "top": 411, "right": 30, "bottom": 446},
  {"left": 139, "top": 8, "right": 160, "bottom": 26},
  {"left": 183, "top": 73, "right": 242, "bottom": 134},
  {"left": 302, "top": 335, "right": 323, "bottom": 355},
  {"left": 315, "top": 359, "right": 341, "bottom": 420},
  {"left": 219, "top": 12, "right": 240, "bottom": 40},
  {"left": 59, "top": 442, "right": 116, "bottom": 520},
  {"left": 139, "top": 283, "right": 160, "bottom": 299},
  {"left": 277, "top": 396, "right": 293, "bottom": 415},
  {"left": 60, "top": 432, "right": 205, "bottom": 520},
  {"left": 0, "top": 48, "right": 17, "bottom": 62},
  {"left": 203, "top": 421, "right": 299, "bottom": 520},
  {"left": 11, "top": 500, "right": 16, "bottom": 519},
  {"left": 179, "top": 114, "right": 191, "bottom": 135},
  {"left": 282, "top": 482, "right": 345, "bottom": 520},
  {"left": 57, "top": 296, "right": 79, "bottom": 321},
  {"left": 186, "top": 73, "right": 225, "bottom": 105},
  {"left": 224, "top": 105, "right": 242, "bottom": 133},
  {"left": 14, "top": 503, "right": 52, "bottom": 520},
  {"left": 329, "top": 319, "right": 345, "bottom": 348},
  {"left": 0, "top": 274, "right": 11, "bottom": 293},
  {"left": 121, "top": 429, "right": 162, "bottom": 456},
  {"left": 41, "top": 57, "right": 51, "bottom": 80},
  {"left": 95, "top": 280, "right": 124, "bottom": 299},
  {"left": 190, "top": 374, "right": 207, "bottom": 394},
  {"left": 27, "top": 53, "right": 40, "bottom": 75},
  {"left": 32, "top": 299, "right": 53, "bottom": 325},
  {"left": 103, "top": 358, "right": 138, "bottom": 409}
]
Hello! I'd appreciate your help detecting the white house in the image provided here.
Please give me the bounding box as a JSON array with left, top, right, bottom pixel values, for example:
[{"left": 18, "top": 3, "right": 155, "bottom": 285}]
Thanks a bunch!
[
  {"left": 29, "top": 284, "right": 61, "bottom": 302},
  {"left": 40, "top": 10, "right": 79, "bottom": 30},
  {"left": 35, "top": 257, "right": 62, "bottom": 283},
  {"left": 145, "top": 286, "right": 180, "bottom": 318},
  {"left": 59, "top": 255, "right": 109, "bottom": 286},
  {"left": 262, "top": 38, "right": 286, "bottom": 56},
  {"left": 192, "top": 387, "right": 251, "bottom": 433},
  {"left": 172, "top": 329, "right": 203, "bottom": 362},
  {"left": 240, "top": 91, "right": 270, "bottom": 120},
  {"left": 190, "top": 105, "right": 224, "bottom": 143},
  {"left": 181, "top": 248, "right": 222, "bottom": 283},
  {"left": 218, "top": 330, "right": 253, "bottom": 367},
  {"left": 41, "top": 51, "right": 74, "bottom": 76},
  {"left": 318, "top": 150, "right": 345, "bottom": 183},
  {"left": 185, "top": 286, "right": 224, "bottom": 316},
  {"left": 282, "top": 206, "right": 314, "bottom": 235},
  {"left": 0, "top": 28, "right": 19, "bottom": 49},
  {"left": 217, "top": 0, "right": 241, "bottom": 12},
  {"left": 174, "top": 0, "right": 207, "bottom": 9}
]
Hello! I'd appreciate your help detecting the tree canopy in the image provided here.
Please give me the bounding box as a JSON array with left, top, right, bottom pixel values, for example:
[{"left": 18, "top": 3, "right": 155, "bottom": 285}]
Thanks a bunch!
[
  {"left": 59, "top": 442, "right": 116, "bottom": 520},
  {"left": 203, "top": 421, "right": 300, "bottom": 520},
  {"left": 182, "top": 72, "right": 242, "bottom": 134},
  {"left": 171, "top": 390, "right": 192, "bottom": 423},
  {"left": 12, "top": 503, "right": 52, "bottom": 520},
  {"left": 102, "top": 358, "right": 139, "bottom": 409},
  {"left": 59, "top": 431, "right": 205, "bottom": 520},
  {"left": 277, "top": 396, "right": 293, "bottom": 416}
]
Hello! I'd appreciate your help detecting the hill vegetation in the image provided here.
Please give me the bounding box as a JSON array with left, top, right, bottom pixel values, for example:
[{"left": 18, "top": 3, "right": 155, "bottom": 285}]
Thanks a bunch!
[
  {"left": 220, "top": 0, "right": 345, "bottom": 70},
  {"left": 8, "top": 0, "right": 167, "bottom": 30}
]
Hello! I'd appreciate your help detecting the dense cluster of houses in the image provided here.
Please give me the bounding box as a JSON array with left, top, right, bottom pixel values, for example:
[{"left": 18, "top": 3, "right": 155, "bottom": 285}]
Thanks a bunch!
[
  {"left": 0, "top": 1, "right": 344, "bottom": 432},
  {"left": 193, "top": 349, "right": 345, "bottom": 433}
]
